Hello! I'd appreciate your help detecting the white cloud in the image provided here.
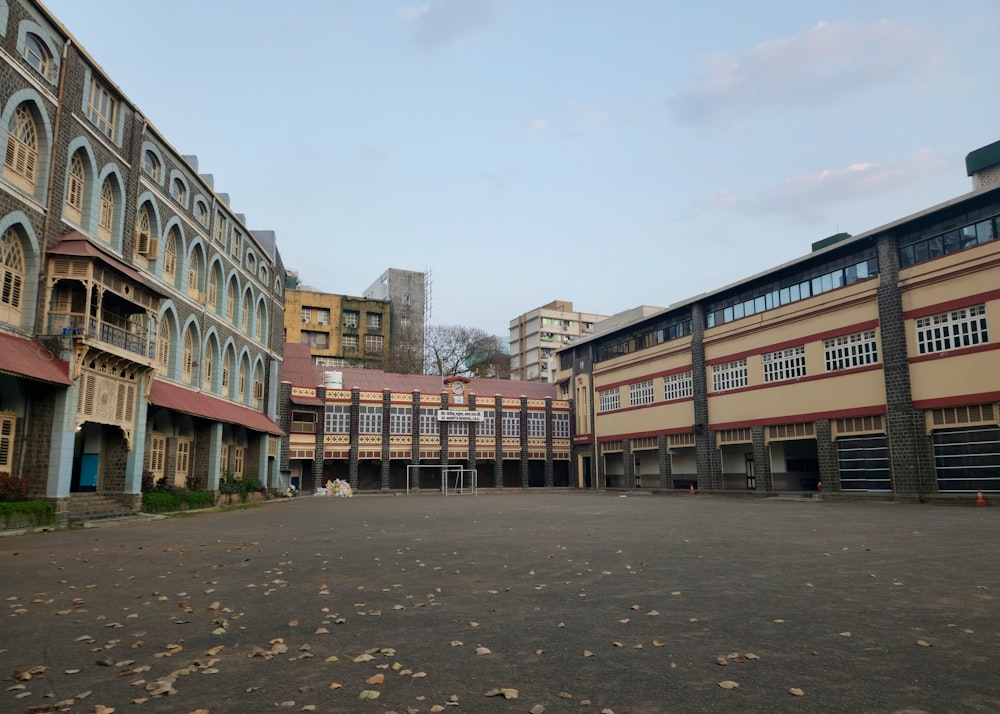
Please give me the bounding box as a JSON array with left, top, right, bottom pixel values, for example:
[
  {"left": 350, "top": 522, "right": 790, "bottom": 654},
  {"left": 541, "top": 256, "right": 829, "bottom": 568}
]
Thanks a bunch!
[
  {"left": 571, "top": 100, "right": 611, "bottom": 129},
  {"left": 397, "top": 0, "right": 505, "bottom": 51},
  {"left": 522, "top": 118, "right": 546, "bottom": 134},
  {"left": 670, "top": 20, "right": 941, "bottom": 125},
  {"left": 705, "top": 149, "right": 949, "bottom": 222}
]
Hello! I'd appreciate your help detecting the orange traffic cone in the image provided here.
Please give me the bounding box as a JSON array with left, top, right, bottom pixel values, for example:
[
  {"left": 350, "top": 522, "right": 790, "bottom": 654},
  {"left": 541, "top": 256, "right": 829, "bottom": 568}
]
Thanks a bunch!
[
  {"left": 689, "top": 483, "right": 696, "bottom": 495},
  {"left": 976, "top": 489, "right": 987, "bottom": 506}
]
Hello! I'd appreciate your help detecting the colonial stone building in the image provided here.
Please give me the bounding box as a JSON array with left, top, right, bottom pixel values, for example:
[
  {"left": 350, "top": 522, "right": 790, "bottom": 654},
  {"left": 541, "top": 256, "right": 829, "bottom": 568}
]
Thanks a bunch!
[
  {"left": 278, "top": 343, "right": 572, "bottom": 492},
  {"left": 556, "top": 141, "right": 1000, "bottom": 499},
  {"left": 0, "top": 0, "right": 285, "bottom": 522}
]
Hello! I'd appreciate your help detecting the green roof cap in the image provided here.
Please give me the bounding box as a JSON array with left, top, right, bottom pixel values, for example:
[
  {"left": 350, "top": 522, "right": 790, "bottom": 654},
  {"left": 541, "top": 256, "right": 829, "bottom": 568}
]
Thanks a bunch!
[{"left": 966, "top": 139, "right": 1000, "bottom": 176}]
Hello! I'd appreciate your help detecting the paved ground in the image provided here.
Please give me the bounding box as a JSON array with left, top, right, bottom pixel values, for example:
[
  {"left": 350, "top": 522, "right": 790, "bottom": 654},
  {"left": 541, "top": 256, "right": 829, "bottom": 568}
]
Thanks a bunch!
[{"left": 1, "top": 492, "right": 999, "bottom": 714}]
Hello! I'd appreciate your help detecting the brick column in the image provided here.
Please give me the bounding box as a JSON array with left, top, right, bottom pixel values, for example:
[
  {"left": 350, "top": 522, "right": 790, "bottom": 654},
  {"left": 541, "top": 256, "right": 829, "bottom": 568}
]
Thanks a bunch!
[
  {"left": 313, "top": 386, "right": 326, "bottom": 492},
  {"left": 380, "top": 390, "right": 391, "bottom": 491},
  {"left": 691, "top": 303, "right": 723, "bottom": 490},
  {"left": 751, "top": 426, "right": 772, "bottom": 492},
  {"left": 658, "top": 434, "right": 671, "bottom": 489},
  {"left": 349, "top": 387, "right": 359, "bottom": 490},
  {"left": 622, "top": 438, "right": 634, "bottom": 489},
  {"left": 410, "top": 391, "right": 421, "bottom": 491},
  {"left": 469, "top": 393, "right": 478, "bottom": 488},
  {"left": 876, "top": 234, "right": 936, "bottom": 495},
  {"left": 815, "top": 419, "right": 839, "bottom": 491},
  {"left": 494, "top": 398, "right": 503, "bottom": 489},
  {"left": 544, "top": 398, "right": 554, "bottom": 488},
  {"left": 519, "top": 397, "right": 529, "bottom": 488}
]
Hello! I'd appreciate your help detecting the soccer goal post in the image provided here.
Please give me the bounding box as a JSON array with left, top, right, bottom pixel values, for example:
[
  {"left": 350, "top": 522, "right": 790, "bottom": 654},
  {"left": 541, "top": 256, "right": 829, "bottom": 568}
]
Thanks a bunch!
[{"left": 405, "top": 464, "right": 478, "bottom": 496}]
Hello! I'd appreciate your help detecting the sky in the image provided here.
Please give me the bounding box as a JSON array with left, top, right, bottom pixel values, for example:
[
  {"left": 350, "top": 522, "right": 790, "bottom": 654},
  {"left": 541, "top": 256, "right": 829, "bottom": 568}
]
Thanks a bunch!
[{"left": 42, "top": 0, "right": 999, "bottom": 340}]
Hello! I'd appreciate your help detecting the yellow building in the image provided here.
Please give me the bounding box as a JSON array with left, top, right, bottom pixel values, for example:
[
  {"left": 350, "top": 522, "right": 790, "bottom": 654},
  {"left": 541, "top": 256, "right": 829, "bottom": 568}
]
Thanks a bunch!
[
  {"left": 283, "top": 288, "right": 392, "bottom": 371},
  {"left": 557, "top": 140, "right": 1000, "bottom": 499}
]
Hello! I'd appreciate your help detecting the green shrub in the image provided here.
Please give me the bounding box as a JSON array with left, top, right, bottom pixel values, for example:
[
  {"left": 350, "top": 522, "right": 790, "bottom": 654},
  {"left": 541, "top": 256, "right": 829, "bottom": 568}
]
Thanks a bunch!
[
  {"left": 0, "top": 472, "right": 29, "bottom": 502},
  {"left": 179, "top": 490, "right": 214, "bottom": 509},
  {"left": 142, "top": 491, "right": 181, "bottom": 513},
  {"left": 0, "top": 500, "right": 54, "bottom": 528}
]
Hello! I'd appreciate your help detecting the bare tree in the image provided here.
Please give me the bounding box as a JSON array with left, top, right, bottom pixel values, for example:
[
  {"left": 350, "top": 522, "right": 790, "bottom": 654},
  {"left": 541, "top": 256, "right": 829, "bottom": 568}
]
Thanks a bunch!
[{"left": 424, "top": 325, "right": 508, "bottom": 377}]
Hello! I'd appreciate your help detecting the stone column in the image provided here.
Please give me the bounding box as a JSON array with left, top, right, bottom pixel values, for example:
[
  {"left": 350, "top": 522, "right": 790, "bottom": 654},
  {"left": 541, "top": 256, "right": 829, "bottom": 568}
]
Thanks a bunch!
[
  {"left": 410, "top": 391, "right": 421, "bottom": 491},
  {"left": 380, "top": 390, "right": 391, "bottom": 491},
  {"left": 691, "top": 303, "right": 723, "bottom": 490},
  {"left": 494, "top": 398, "right": 503, "bottom": 489},
  {"left": 815, "top": 419, "right": 839, "bottom": 491},
  {"left": 519, "top": 396, "right": 529, "bottom": 488},
  {"left": 751, "top": 426, "right": 772, "bottom": 492},
  {"left": 876, "top": 234, "right": 936, "bottom": 495},
  {"left": 349, "top": 387, "right": 359, "bottom": 490},
  {"left": 544, "top": 398, "right": 554, "bottom": 488},
  {"left": 657, "top": 434, "right": 671, "bottom": 489}
]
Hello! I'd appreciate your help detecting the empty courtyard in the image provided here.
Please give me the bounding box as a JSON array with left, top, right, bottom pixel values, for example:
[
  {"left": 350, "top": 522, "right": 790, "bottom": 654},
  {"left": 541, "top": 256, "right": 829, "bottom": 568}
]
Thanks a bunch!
[{"left": 1, "top": 492, "right": 998, "bottom": 713}]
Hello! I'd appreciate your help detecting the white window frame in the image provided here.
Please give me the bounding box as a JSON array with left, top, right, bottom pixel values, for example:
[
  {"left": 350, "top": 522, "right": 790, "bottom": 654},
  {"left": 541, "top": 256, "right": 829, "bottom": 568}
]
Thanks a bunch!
[
  {"left": 479, "top": 411, "right": 496, "bottom": 437},
  {"left": 663, "top": 371, "right": 693, "bottom": 401},
  {"left": 712, "top": 358, "right": 748, "bottom": 392},
  {"left": 629, "top": 379, "right": 654, "bottom": 407},
  {"left": 916, "top": 304, "right": 988, "bottom": 355},
  {"left": 502, "top": 410, "right": 520, "bottom": 437},
  {"left": 324, "top": 404, "right": 350, "bottom": 433},
  {"left": 598, "top": 388, "right": 620, "bottom": 413},
  {"left": 762, "top": 345, "right": 806, "bottom": 383},
  {"left": 358, "top": 405, "right": 382, "bottom": 434},
  {"left": 389, "top": 406, "right": 412, "bottom": 435},
  {"left": 419, "top": 407, "right": 438, "bottom": 435},
  {"left": 824, "top": 330, "right": 879, "bottom": 371},
  {"left": 527, "top": 412, "right": 546, "bottom": 437},
  {"left": 552, "top": 412, "right": 570, "bottom": 438}
]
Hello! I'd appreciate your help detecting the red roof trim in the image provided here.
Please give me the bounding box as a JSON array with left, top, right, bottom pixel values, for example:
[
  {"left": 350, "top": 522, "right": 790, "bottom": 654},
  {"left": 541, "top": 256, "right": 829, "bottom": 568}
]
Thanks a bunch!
[
  {"left": 148, "top": 379, "right": 283, "bottom": 435},
  {"left": 0, "top": 332, "right": 72, "bottom": 385}
]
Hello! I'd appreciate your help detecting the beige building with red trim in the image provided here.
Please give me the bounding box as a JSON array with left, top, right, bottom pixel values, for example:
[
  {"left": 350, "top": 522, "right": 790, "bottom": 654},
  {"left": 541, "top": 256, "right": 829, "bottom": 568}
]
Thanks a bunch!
[{"left": 556, "top": 140, "right": 1000, "bottom": 498}]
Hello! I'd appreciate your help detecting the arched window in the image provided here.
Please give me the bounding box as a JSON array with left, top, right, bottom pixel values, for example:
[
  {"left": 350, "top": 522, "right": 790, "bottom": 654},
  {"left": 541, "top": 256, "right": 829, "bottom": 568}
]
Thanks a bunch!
[
  {"left": 65, "top": 151, "right": 85, "bottom": 222},
  {"left": 142, "top": 150, "right": 160, "bottom": 180},
  {"left": 163, "top": 229, "right": 177, "bottom": 281},
  {"left": 98, "top": 178, "right": 114, "bottom": 242},
  {"left": 241, "top": 292, "right": 250, "bottom": 332},
  {"left": 221, "top": 350, "right": 232, "bottom": 392},
  {"left": 195, "top": 201, "right": 208, "bottom": 227},
  {"left": 156, "top": 319, "right": 170, "bottom": 371},
  {"left": 255, "top": 302, "right": 265, "bottom": 341},
  {"left": 207, "top": 268, "right": 219, "bottom": 311},
  {"left": 182, "top": 330, "right": 193, "bottom": 383},
  {"left": 226, "top": 281, "right": 235, "bottom": 322},
  {"left": 5, "top": 104, "right": 37, "bottom": 191},
  {"left": 135, "top": 205, "right": 154, "bottom": 256},
  {"left": 171, "top": 177, "right": 186, "bottom": 204},
  {"left": 23, "top": 33, "right": 52, "bottom": 80},
  {"left": 238, "top": 361, "right": 247, "bottom": 402},
  {"left": 202, "top": 343, "right": 214, "bottom": 390},
  {"left": 187, "top": 250, "right": 200, "bottom": 297},
  {"left": 0, "top": 227, "right": 25, "bottom": 325}
]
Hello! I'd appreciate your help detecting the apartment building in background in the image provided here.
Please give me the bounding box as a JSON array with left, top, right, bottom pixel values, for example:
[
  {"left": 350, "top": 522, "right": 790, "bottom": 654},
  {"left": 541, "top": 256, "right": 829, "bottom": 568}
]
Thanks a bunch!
[
  {"left": 509, "top": 300, "right": 608, "bottom": 382},
  {"left": 556, "top": 140, "right": 1000, "bottom": 499},
  {"left": 0, "top": 0, "right": 286, "bottom": 523},
  {"left": 363, "top": 268, "right": 427, "bottom": 374}
]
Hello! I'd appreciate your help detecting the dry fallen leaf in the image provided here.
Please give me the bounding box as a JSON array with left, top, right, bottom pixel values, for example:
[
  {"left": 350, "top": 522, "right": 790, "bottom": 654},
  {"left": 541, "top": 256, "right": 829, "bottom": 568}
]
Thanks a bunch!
[
  {"left": 475, "top": 646, "right": 492, "bottom": 655},
  {"left": 916, "top": 640, "right": 932, "bottom": 647},
  {"left": 530, "top": 705, "right": 545, "bottom": 714},
  {"left": 358, "top": 690, "right": 380, "bottom": 700},
  {"left": 789, "top": 688, "right": 805, "bottom": 696},
  {"left": 718, "top": 680, "right": 740, "bottom": 689},
  {"left": 365, "top": 673, "right": 384, "bottom": 685}
]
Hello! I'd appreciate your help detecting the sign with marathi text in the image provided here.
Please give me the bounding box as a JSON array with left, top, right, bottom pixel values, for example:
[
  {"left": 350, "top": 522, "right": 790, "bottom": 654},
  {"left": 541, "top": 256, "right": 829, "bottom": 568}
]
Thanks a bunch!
[{"left": 437, "top": 410, "right": 486, "bottom": 422}]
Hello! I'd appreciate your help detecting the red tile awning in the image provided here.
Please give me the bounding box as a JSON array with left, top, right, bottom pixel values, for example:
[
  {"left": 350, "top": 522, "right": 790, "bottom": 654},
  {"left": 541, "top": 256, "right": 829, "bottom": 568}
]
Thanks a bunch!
[
  {"left": 149, "top": 379, "right": 283, "bottom": 435},
  {"left": 290, "top": 394, "right": 325, "bottom": 407},
  {"left": 0, "top": 332, "right": 73, "bottom": 385}
]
